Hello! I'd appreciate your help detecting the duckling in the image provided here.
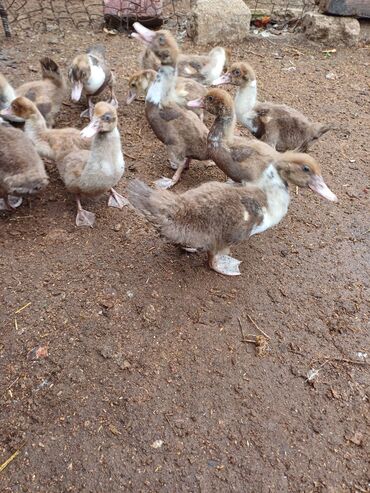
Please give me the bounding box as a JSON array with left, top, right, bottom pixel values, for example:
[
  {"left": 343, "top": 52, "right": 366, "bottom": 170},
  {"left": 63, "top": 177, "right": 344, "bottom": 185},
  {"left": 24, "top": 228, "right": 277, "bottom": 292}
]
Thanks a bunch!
[
  {"left": 212, "top": 62, "right": 332, "bottom": 152},
  {"left": 188, "top": 88, "right": 327, "bottom": 185},
  {"left": 126, "top": 68, "right": 207, "bottom": 120},
  {"left": 69, "top": 45, "right": 117, "bottom": 119},
  {"left": 132, "top": 23, "right": 209, "bottom": 189},
  {"left": 58, "top": 102, "right": 126, "bottom": 227},
  {"left": 0, "top": 119, "right": 48, "bottom": 211},
  {"left": 128, "top": 156, "right": 337, "bottom": 276},
  {"left": 0, "top": 57, "right": 66, "bottom": 128},
  {"left": 133, "top": 24, "right": 228, "bottom": 85},
  {"left": 1, "top": 97, "right": 91, "bottom": 161}
]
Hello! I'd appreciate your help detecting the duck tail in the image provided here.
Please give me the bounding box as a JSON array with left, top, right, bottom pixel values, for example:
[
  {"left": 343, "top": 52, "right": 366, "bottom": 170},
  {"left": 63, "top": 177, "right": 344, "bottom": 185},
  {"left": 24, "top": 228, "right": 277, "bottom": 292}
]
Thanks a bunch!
[
  {"left": 292, "top": 123, "right": 333, "bottom": 152},
  {"left": 128, "top": 179, "right": 177, "bottom": 224},
  {"left": 39, "top": 57, "right": 64, "bottom": 88}
]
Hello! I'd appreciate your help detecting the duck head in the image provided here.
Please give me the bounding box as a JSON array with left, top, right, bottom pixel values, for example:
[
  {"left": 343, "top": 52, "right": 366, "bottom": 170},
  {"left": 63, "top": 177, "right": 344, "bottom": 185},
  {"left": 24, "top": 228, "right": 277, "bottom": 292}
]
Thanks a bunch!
[
  {"left": 278, "top": 153, "right": 338, "bottom": 202},
  {"left": 127, "top": 69, "right": 157, "bottom": 104},
  {"left": 80, "top": 101, "right": 117, "bottom": 139},
  {"left": 68, "top": 54, "right": 91, "bottom": 102},
  {"left": 132, "top": 23, "right": 180, "bottom": 66},
  {"left": 212, "top": 62, "right": 256, "bottom": 87},
  {"left": 188, "top": 88, "right": 234, "bottom": 118},
  {"left": 1, "top": 96, "right": 38, "bottom": 122}
]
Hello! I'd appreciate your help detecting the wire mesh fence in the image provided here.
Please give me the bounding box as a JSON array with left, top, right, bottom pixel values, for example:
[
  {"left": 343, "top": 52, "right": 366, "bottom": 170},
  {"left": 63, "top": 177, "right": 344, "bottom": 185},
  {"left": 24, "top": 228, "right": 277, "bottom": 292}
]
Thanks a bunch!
[{"left": 1, "top": 0, "right": 316, "bottom": 36}]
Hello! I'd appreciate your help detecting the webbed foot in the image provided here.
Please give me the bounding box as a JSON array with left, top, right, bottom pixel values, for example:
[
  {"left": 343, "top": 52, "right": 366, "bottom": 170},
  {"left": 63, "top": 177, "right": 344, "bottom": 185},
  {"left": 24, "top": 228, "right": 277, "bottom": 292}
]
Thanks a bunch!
[
  {"left": 209, "top": 254, "right": 241, "bottom": 276},
  {"left": 108, "top": 188, "right": 129, "bottom": 209}
]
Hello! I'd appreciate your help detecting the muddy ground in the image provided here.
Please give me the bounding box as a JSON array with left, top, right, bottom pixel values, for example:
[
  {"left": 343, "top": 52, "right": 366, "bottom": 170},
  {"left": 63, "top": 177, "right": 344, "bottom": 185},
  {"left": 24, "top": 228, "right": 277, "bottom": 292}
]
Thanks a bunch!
[{"left": 0, "top": 23, "right": 369, "bottom": 493}]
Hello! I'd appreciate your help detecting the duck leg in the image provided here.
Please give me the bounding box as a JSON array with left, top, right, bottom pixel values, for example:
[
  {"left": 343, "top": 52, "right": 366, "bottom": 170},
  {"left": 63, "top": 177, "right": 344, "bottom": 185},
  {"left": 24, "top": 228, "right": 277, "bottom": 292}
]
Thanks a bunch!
[
  {"left": 208, "top": 250, "right": 241, "bottom": 276},
  {"left": 80, "top": 97, "right": 94, "bottom": 120},
  {"left": 75, "top": 196, "right": 95, "bottom": 227},
  {"left": 155, "top": 158, "right": 190, "bottom": 190},
  {"left": 108, "top": 188, "right": 129, "bottom": 209}
]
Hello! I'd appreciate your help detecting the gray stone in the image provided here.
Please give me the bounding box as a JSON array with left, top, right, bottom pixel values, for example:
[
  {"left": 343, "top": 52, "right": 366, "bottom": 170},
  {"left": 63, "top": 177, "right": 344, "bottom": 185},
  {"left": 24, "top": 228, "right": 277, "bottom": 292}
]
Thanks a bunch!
[
  {"left": 302, "top": 12, "right": 360, "bottom": 46},
  {"left": 187, "top": 0, "right": 251, "bottom": 45}
]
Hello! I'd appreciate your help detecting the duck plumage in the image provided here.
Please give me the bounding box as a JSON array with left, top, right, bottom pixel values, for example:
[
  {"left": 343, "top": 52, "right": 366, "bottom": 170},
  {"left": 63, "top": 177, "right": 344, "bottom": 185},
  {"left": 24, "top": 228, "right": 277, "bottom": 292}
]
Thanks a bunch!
[
  {"left": 0, "top": 57, "right": 66, "bottom": 128},
  {"left": 213, "top": 62, "right": 332, "bottom": 152},
  {"left": 0, "top": 120, "right": 48, "bottom": 210}
]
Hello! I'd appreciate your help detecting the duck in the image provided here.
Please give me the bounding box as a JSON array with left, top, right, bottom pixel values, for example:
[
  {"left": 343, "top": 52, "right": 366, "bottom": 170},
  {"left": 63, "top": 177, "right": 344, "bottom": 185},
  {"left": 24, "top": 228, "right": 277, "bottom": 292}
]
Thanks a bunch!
[
  {"left": 128, "top": 158, "right": 337, "bottom": 276},
  {"left": 126, "top": 68, "right": 207, "bottom": 120},
  {"left": 0, "top": 57, "right": 66, "bottom": 128},
  {"left": 0, "top": 117, "right": 48, "bottom": 211},
  {"left": 58, "top": 102, "right": 126, "bottom": 227},
  {"left": 1, "top": 97, "right": 91, "bottom": 161},
  {"left": 133, "top": 23, "right": 228, "bottom": 85},
  {"left": 132, "top": 23, "right": 209, "bottom": 189},
  {"left": 188, "top": 88, "right": 327, "bottom": 185},
  {"left": 212, "top": 62, "right": 332, "bottom": 152},
  {"left": 68, "top": 45, "right": 117, "bottom": 119}
]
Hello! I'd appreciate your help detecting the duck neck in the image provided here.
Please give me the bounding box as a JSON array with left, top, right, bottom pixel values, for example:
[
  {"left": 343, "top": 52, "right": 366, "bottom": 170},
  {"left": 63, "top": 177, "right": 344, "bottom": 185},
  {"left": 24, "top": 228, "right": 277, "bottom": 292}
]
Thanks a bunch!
[
  {"left": 146, "top": 65, "right": 177, "bottom": 107},
  {"left": 251, "top": 164, "right": 290, "bottom": 235},
  {"left": 209, "top": 113, "right": 236, "bottom": 146},
  {"left": 24, "top": 111, "right": 48, "bottom": 141},
  {"left": 235, "top": 79, "right": 257, "bottom": 115},
  {"left": 0, "top": 81, "right": 16, "bottom": 107},
  {"left": 88, "top": 127, "right": 122, "bottom": 170}
]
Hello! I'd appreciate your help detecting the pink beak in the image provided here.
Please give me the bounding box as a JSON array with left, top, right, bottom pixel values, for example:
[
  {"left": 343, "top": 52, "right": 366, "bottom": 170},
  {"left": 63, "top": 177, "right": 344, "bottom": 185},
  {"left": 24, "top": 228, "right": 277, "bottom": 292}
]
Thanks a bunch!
[
  {"left": 71, "top": 81, "right": 83, "bottom": 102},
  {"left": 212, "top": 73, "right": 232, "bottom": 86},
  {"left": 126, "top": 90, "right": 137, "bottom": 105},
  {"left": 187, "top": 97, "right": 205, "bottom": 109},
  {"left": 132, "top": 22, "right": 156, "bottom": 45},
  {"left": 309, "top": 175, "right": 338, "bottom": 202},
  {"left": 80, "top": 118, "right": 100, "bottom": 139}
]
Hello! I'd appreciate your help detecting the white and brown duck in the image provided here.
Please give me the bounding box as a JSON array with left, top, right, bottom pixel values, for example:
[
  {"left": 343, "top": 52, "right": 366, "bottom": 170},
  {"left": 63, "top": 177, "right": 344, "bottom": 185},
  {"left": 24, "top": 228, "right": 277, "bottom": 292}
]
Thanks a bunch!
[
  {"left": 128, "top": 156, "right": 337, "bottom": 275},
  {"left": 1, "top": 97, "right": 91, "bottom": 161},
  {"left": 132, "top": 23, "right": 209, "bottom": 189},
  {"left": 212, "top": 62, "right": 332, "bottom": 152},
  {"left": 126, "top": 68, "right": 207, "bottom": 120},
  {"left": 189, "top": 88, "right": 328, "bottom": 185},
  {"left": 58, "top": 102, "right": 126, "bottom": 227},
  {"left": 0, "top": 57, "right": 66, "bottom": 128},
  {"left": 133, "top": 24, "right": 228, "bottom": 85},
  {"left": 0, "top": 118, "right": 48, "bottom": 211},
  {"left": 68, "top": 45, "right": 117, "bottom": 119}
]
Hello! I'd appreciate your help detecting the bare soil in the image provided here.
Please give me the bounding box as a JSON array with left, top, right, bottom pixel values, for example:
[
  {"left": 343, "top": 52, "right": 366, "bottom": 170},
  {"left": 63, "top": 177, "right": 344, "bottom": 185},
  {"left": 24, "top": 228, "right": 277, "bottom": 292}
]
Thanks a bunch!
[{"left": 0, "top": 26, "right": 369, "bottom": 493}]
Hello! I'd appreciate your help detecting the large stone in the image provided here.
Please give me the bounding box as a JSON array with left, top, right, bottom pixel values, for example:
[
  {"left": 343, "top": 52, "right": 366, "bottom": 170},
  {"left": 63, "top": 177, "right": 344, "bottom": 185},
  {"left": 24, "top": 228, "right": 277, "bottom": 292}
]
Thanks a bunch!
[
  {"left": 302, "top": 12, "right": 360, "bottom": 46},
  {"left": 187, "top": 0, "right": 251, "bottom": 45}
]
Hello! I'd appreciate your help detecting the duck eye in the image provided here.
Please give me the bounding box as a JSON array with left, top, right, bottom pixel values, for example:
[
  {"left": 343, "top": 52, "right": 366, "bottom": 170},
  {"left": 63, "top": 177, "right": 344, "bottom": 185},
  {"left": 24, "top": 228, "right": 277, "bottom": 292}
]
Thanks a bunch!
[
  {"left": 302, "top": 165, "right": 310, "bottom": 173},
  {"left": 158, "top": 35, "right": 165, "bottom": 45},
  {"left": 234, "top": 69, "right": 240, "bottom": 76},
  {"left": 207, "top": 96, "right": 214, "bottom": 102}
]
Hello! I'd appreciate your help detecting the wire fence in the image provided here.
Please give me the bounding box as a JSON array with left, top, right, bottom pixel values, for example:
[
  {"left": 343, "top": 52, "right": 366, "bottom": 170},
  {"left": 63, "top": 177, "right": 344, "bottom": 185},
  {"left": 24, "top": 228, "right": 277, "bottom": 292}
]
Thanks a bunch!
[{"left": 1, "top": 0, "right": 316, "bottom": 36}]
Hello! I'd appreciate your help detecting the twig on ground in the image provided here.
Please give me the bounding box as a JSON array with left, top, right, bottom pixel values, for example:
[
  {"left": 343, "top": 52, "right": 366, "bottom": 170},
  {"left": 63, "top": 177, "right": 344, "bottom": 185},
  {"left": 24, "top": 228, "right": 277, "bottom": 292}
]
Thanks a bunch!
[{"left": 246, "top": 313, "right": 270, "bottom": 340}]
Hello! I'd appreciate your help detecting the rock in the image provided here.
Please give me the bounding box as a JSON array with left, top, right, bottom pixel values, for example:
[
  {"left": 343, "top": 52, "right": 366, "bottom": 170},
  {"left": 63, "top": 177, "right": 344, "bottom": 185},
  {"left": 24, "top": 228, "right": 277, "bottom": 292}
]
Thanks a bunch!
[
  {"left": 187, "top": 0, "right": 251, "bottom": 45},
  {"left": 302, "top": 12, "right": 360, "bottom": 47}
]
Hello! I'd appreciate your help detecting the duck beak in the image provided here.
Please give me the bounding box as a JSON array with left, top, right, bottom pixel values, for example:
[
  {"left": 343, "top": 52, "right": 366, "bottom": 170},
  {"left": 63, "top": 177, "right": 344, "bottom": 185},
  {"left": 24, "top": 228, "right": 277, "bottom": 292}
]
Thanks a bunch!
[
  {"left": 132, "top": 22, "right": 156, "bottom": 45},
  {"left": 71, "top": 81, "right": 83, "bottom": 102},
  {"left": 80, "top": 117, "right": 100, "bottom": 139},
  {"left": 126, "top": 89, "right": 137, "bottom": 105},
  {"left": 309, "top": 175, "right": 338, "bottom": 202},
  {"left": 0, "top": 107, "right": 25, "bottom": 123},
  {"left": 212, "top": 73, "right": 232, "bottom": 85},
  {"left": 187, "top": 97, "right": 205, "bottom": 109}
]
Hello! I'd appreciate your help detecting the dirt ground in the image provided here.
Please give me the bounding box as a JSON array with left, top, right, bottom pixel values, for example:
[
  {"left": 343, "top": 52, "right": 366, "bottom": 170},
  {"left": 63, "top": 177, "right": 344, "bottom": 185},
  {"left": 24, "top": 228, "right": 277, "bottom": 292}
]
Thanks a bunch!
[{"left": 0, "top": 21, "right": 369, "bottom": 493}]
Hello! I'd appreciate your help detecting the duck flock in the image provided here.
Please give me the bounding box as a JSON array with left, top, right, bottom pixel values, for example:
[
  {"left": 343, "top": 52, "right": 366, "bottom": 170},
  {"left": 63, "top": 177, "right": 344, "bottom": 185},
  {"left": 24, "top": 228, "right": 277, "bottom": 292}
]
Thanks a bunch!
[{"left": 0, "top": 23, "right": 338, "bottom": 276}]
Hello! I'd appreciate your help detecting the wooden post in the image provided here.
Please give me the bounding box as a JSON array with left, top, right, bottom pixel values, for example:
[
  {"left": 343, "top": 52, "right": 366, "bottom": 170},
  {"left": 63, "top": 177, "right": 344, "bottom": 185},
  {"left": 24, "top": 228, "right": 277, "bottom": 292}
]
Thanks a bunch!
[{"left": 0, "top": 1, "right": 11, "bottom": 37}]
